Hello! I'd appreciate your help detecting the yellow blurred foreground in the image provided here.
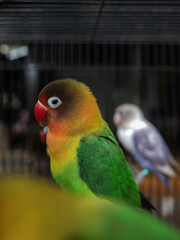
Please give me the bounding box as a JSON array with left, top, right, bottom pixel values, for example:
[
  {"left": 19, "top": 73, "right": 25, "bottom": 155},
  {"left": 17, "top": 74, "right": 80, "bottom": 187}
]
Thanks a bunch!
[{"left": 0, "top": 176, "right": 179, "bottom": 240}]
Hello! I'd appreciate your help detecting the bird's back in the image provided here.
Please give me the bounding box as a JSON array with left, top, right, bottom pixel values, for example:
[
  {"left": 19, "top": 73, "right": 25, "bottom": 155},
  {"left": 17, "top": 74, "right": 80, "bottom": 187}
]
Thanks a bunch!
[{"left": 77, "top": 123, "right": 141, "bottom": 207}]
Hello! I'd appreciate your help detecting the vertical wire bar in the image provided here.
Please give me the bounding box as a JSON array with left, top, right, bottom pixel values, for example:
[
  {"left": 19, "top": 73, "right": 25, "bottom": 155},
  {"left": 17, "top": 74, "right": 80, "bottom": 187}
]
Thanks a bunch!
[
  {"left": 33, "top": 40, "right": 37, "bottom": 65},
  {"left": 144, "top": 42, "right": 149, "bottom": 113},
  {"left": 9, "top": 62, "right": 15, "bottom": 174},
  {"left": 119, "top": 42, "right": 124, "bottom": 67},
  {"left": 70, "top": 40, "right": 73, "bottom": 70},
  {"left": 94, "top": 42, "right": 99, "bottom": 67},
  {"left": 146, "top": 42, "right": 158, "bottom": 208},
  {"left": 4, "top": 51, "right": 9, "bottom": 174},
  {"left": 169, "top": 43, "right": 178, "bottom": 226},
  {"left": 177, "top": 44, "right": 180, "bottom": 156},
  {"left": 58, "top": 41, "right": 62, "bottom": 79},
  {"left": 66, "top": 41, "right": 69, "bottom": 77},
  {"left": 110, "top": 42, "right": 116, "bottom": 67},
  {"left": 0, "top": 68, "right": 5, "bottom": 174},
  {"left": 7, "top": 50, "right": 13, "bottom": 174},
  {"left": 143, "top": 42, "right": 153, "bottom": 201},
  {"left": 152, "top": 42, "right": 161, "bottom": 218},
  {"left": 149, "top": 42, "right": 158, "bottom": 210},
  {"left": 51, "top": 40, "right": 55, "bottom": 81},
  {"left": 131, "top": 43, "right": 140, "bottom": 104},
  {"left": 174, "top": 44, "right": 180, "bottom": 228},
  {"left": 78, "top": 41, "right": 82, "bottom": 70},
  {"left": 128, "top": 43, "right": 133, "bottom": 103},
  {"left": 163, "top": 43, "right": 169, "bottom": 143},
  {"left": 62, "top": 41, "right": 65, "bottom": 78},
  {"left": 42, "top": 40, "right": 46, "bottom": 66},
  {"left": 103, "top": 42, "right": 108, "bottom": 66},
  {"left": 54, "top": 41, "right": 58, "bottom": 79},
  {"left": 43, "top": 42, "right": 48, "bottom": 85},
  {"left": 119, "top": 42, "right": 124, "bottom": 94},
  {"left": 18, "top": 43, "right": 24, "bottom": 174},
  {"left": 162, "top": 43, "right": 170, "bottom": 221},
  {"left": 86, "top": 41, "right": 90, "bottom": 67},
  {"left": 44, "top": 41, "right": 50, "bottom": 176},
  {"left": 68, "top": 40, "right": 71, "bottom": 69},
  {"left": 135, "top": 43, "right": 141, "bottom": 105},
  {"left": 169, "top": 44, "right": 177, "bottom": 147},
  {"left": 27, "top": 41, "right": 33, "bottom": 175}
]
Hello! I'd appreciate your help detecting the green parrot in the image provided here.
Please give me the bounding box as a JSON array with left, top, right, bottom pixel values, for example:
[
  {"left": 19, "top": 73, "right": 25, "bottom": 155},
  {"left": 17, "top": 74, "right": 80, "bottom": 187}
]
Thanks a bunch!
[
  {"left": 0, "top": 176, "right": 179, "bottom": 240},
  {"left": 34, "top": 79, "right": 154, "bottom": 210}
]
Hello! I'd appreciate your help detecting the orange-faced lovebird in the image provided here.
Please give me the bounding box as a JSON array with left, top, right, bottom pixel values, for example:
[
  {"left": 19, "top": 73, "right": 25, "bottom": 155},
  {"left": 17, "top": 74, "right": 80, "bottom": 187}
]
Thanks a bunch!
[
  {"left": 0, "top": 176, "right": 179, "bottom": 240},
  {"left": 34, "top": 79, "right": 155, "bottom": 211},
  {"left": 113, "top": 104, "right": 179, "bottom": 188}
]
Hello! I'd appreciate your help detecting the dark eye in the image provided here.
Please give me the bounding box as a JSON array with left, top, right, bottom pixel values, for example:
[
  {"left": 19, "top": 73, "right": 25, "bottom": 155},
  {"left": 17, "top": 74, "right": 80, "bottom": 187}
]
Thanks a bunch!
[
  {"left": 47, "top": 96, "right": 62, "bottom": 109},
  {"left": 52, "top": 99, "right": 58, "bottom": 104},
  {"left": 122, "top": 111, "right": 130, "bottom": 118}
]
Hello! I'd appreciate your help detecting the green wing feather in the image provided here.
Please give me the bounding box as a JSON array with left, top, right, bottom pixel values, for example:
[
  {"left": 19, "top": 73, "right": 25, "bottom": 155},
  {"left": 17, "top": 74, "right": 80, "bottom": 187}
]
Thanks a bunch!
[{"left": 77, "top": 123, "right": 141, "bottom": 206}]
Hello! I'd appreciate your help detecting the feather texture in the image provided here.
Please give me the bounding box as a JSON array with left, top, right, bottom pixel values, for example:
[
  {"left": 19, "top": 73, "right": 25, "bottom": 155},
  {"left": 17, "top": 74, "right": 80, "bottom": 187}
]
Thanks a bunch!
[{"left": 78, "top": 123, "right": 141, "bottom": 206}]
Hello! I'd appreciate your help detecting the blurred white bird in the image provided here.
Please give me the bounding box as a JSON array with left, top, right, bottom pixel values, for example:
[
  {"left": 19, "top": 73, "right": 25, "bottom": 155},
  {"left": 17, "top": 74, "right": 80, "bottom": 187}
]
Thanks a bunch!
[{"left": 113, "top": 104, "right": 179, "bottom": 188}]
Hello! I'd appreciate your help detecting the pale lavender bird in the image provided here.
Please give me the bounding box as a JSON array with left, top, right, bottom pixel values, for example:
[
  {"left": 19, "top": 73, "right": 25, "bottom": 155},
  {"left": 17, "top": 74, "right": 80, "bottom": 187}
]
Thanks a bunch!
[{"left": 113, "top": 104, "right": 179, "bottom": 188}]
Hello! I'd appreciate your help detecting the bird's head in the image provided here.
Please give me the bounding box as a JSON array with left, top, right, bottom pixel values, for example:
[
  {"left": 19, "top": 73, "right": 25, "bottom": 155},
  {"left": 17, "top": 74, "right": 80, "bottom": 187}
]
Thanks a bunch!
[
  {"left": 113, "top": 104, "right": 144, "bottom": 127},
  {"left": 34, "top": 79, "right": 103, "bottom": 136}
]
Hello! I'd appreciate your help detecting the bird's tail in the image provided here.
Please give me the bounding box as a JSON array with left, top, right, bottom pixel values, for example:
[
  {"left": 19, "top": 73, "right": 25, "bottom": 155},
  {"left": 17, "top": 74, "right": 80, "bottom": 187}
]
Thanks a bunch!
[
  {"left": 169, "top": 154, "right": 180, "bottom": 171},
  {"left": 156, "top": 164, "right": 176, "bottom": 178},
  {"left": 139, "top": 191, "right": 156, "bottom": 212}
]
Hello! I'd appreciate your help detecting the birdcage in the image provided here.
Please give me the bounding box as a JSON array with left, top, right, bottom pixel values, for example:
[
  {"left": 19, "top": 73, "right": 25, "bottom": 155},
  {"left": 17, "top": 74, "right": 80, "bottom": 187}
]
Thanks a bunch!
[{"left": 0, "top": 0, "right": 180, "bottom": 229}]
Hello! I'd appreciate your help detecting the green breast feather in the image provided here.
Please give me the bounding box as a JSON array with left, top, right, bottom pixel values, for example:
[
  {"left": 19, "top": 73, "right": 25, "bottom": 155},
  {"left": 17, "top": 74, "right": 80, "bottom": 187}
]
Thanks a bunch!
[{"left": 77, "top": 124, "right": 141, "bottom": 206}]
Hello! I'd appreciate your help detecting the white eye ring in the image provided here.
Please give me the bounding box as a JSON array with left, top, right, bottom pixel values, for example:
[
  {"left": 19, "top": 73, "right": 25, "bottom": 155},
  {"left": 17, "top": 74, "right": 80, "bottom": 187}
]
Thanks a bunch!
[{"left": 47, "top": 96, "right": 62, "bottom": 109}]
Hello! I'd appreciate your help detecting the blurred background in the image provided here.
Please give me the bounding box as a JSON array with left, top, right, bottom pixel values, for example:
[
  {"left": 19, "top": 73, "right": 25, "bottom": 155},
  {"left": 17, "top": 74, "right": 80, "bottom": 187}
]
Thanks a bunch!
[{"left": 0, "top": 0, "right": 179, "bottom": 229}]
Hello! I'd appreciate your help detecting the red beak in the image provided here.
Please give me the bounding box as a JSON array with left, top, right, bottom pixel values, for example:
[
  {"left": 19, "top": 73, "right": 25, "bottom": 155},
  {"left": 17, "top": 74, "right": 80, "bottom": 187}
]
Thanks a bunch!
[{"left": 34, "top": 101, "right": 48, "bottom": 127}]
